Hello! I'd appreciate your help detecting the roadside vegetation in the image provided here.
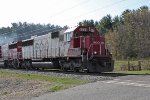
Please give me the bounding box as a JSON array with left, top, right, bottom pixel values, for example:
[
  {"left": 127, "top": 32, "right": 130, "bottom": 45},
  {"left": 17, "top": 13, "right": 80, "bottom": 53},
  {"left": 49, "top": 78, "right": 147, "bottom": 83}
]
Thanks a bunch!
[
  {"left": 79, "top": 6, "right": 150, "bottom": 60},
  {"left": 0, "top": 70, "right": 88, "bottom": 92},
  {"left": 0, "top": 71, "right": 88, "bottom": 90},
  {"left": 114, "top": 60, "right": 150, "bottom": 74},
  {"left": 79, "top": 6, "right": 150, "bottom": 74}
]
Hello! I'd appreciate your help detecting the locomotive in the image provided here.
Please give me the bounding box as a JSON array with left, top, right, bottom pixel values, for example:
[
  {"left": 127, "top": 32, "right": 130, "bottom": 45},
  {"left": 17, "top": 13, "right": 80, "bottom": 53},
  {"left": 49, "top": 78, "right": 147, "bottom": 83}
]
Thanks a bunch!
[{"left": 0, "top": 26, "right": 114, "bottom": 72}]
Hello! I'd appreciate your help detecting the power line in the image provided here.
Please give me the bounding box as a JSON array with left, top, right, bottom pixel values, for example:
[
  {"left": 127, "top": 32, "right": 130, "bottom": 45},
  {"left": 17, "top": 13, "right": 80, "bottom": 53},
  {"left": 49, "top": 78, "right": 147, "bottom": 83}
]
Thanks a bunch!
[
  {"left": 14, "top": 0, "right": 149, "bottom": 40},
  {"left": 0, "top": 0, "right": 125, "bottom": 35},
  {"left": 92, "top": 0, "right": 149, "bottom": 20},
  {"left": 49, "top": 0, "right": 92, "bottom": 19},
  {"left": 63, "top": 0, "right": 149, "bottom": 25},
  {"left": 0, "top": 0, "right": 90, "bottom": 36},
  {"left": 58, "top": 0, "right": 127, "bottom": 23},
  {"left": 0, "top": 0, "right": 147, "bottom": 42},
  {"left": 0, "top": 0, "right": 126, "bottom": 41}
]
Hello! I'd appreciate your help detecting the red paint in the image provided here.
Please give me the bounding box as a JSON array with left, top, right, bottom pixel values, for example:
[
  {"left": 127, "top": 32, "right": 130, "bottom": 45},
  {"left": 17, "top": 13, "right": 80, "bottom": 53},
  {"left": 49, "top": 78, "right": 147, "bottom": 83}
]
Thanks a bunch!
[
  {"left": 73, "top": 37, "right": 80, "bottom": 48},
  {"left": 17, "top": 41, "right": 22, "bottom": 59},
  {"left": 68, "top": 26, "right": 110, "bottom": 57}
]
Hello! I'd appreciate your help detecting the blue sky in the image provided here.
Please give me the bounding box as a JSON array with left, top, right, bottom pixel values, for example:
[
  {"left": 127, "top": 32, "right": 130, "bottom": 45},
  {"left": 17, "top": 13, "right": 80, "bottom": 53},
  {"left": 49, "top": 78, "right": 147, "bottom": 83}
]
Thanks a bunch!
[{"left": 0, "top": 0, "right": 149, "bottom": 28}]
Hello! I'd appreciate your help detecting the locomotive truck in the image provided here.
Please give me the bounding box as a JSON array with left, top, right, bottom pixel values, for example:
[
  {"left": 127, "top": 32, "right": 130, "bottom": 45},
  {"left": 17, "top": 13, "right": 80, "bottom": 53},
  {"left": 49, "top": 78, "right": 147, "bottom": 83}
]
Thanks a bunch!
[{"left": 0, "top": 26, "right": 114, "bottom": 72}]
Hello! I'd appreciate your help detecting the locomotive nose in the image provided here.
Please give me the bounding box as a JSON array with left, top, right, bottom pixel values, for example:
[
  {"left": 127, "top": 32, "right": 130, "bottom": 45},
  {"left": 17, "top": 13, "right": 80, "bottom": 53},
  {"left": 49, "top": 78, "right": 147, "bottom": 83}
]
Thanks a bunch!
[{"left": 87, "top": 36, "right": 105, "bottom": 56}]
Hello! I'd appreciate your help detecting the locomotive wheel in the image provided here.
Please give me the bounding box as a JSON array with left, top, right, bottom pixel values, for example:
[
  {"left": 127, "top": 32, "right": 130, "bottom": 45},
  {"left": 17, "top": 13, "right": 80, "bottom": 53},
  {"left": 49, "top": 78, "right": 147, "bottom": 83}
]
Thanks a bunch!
[
  {"left": 14, "top": 60, "right": 20, "bottom": 69},
  {"left": 22, "top": 61, "right": 29, "bottom": 70},
  {"left": 26, "top": 61, "right": 32, "bottom": 69},
  {"left": 61, "top": 66, "right": 67, "bottom": 72},
  {"left": 59, "top": 60, "right": 69, "bottom": 72},
  {"left": 4, "top": 61, "right": 8, "bottom": 68},
  {"left": 21, "top": 61, "right": 25, "bottom": 69},
  {"left": 73, "top": 68, "right": 80, "bottom": 72},
  {"left": 8, "top": 61, "right": 13, "bottom": 68},
  {"left": 80, "top": 67, "right": 89, "bottom": 73},
  {"left": 12, "top": 60, "right": 18, "bottom": 69}
]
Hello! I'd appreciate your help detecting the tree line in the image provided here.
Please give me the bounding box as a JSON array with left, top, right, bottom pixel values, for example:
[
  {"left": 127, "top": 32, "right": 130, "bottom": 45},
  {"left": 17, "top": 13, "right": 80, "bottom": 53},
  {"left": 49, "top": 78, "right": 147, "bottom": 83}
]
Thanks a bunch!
[
  {"left": 0, "top": 6, "right": 149, "bottom": 59},
  {"left": 79, "top": 6, "right": 150, "bottom": 59},
  {"left": 0, "top": 22, "right": 67, "bottom": 44}
]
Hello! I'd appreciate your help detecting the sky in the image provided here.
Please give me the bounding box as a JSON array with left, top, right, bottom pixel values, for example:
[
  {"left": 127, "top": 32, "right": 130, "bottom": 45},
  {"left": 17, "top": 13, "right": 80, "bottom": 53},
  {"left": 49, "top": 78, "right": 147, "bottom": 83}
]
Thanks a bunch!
[{"left": 0, "top": 0, "right": 149, "bottom": 28}]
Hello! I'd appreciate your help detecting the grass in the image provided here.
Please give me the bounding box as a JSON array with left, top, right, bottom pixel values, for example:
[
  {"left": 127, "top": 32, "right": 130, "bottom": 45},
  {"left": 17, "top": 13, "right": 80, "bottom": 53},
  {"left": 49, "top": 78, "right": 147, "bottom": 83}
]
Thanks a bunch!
[
  {"left": 114, "top": 60, "right": 128, "bottom": 71},
  {"left": 0, "top": 71, "right": 88, "bottom": 92},
  {"left": 113, "top": 60, "right": 150, "bottom": 75},
  {"left": 122, "top": 70, "right": 150, "bottom": 75},
  {"left": 114, "top": 60, "right": 139, "bottom": 71},
  {"left": 114, "top": 60, "right": 150, "bottom": 75}
]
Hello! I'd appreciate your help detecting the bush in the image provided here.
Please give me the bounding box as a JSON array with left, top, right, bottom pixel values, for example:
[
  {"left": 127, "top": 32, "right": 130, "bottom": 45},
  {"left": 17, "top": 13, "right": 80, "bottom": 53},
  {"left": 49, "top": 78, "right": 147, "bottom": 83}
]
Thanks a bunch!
[{"left": 141, "top": 61, "right": 150, "bottom": 70}]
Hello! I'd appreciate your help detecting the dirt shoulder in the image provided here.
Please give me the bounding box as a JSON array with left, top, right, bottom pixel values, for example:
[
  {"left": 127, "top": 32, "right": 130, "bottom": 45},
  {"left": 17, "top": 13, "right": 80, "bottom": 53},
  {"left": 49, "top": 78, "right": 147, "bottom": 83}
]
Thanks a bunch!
[
  {"left": 0, "top": 69, "right": 90, "bottom": 100},
  {"left": 0, "top": 78, "right": 51, "bottom": 100}
]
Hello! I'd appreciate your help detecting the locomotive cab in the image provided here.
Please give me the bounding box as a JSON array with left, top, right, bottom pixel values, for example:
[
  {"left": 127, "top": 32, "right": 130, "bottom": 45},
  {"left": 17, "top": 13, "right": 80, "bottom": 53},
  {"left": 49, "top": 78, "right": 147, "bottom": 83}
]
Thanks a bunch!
[
  {"left": 60, "top": 26, "right": 114, "bottom": 72},
  {"left": 70, "top": 26, "right": 109, "bottom": 57}
]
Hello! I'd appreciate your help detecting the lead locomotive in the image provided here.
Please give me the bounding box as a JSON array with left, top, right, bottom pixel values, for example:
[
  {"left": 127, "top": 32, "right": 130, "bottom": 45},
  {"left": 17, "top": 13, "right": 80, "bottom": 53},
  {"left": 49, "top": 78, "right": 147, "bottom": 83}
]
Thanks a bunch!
[{"left": 0, "top": 26, "right": 114, "bottom": 72}]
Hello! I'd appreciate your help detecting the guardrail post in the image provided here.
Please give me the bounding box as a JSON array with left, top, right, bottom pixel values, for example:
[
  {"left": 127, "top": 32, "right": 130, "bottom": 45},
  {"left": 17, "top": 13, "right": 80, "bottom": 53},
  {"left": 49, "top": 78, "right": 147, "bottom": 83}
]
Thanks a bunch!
[
  {"left": 138, "top": 61, "right": 141, "bottom": 71},
  {"left": 128, "top": 61, "right": 130, "bottom": 71}
]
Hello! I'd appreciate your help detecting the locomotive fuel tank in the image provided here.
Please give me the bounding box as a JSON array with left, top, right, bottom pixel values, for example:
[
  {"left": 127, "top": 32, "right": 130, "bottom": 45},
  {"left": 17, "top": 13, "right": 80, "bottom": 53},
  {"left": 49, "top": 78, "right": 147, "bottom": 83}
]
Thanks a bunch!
[{"left": 32, "top": 62, "right": 54, "bottom": 69}]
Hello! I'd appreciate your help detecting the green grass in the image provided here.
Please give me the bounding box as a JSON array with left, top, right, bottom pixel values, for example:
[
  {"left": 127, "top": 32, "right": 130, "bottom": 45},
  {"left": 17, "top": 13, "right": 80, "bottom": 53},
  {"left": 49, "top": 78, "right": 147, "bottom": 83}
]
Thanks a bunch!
[
  {"left": 0, "top": 71, "right": 88, "bottom": 92},
  {"left": 114, "top": 61, "right": 128, "bottom": 71},
  {"left": 50, "top": 85, "right": 64, "bottom": 92},
  {"left": 115, "top": 60, "right": 140, "bottom": 71},
  {"left": 114, "top": 60, "right": 150, "bottom": 75},
  {"left": 122, "top": 70, "right": 150, "bottom": 75}
]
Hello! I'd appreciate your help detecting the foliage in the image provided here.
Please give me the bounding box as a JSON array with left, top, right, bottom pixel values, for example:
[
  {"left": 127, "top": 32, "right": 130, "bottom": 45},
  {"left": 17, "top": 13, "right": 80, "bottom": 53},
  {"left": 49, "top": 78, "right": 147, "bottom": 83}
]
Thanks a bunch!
[
  {"left": 79, "top": 6, "right": 150, "bottom": 59},
  {"left": 123, "top": 70, "right": 150, "bottom": 75},
  {"left": 0, "top": 5, "right": 150, "bottom": 59},
  {"left": 0, "top": 22, "right": 63, "bottom": 44},
  {"left": 97, "top": 14, "right": 113, "bottom": 34},
  {"left": 78, "top": 19, "right": 98, "bottom": 27},
  {"left": 105, "top": 6, "right": 150, "bottom": 59}
]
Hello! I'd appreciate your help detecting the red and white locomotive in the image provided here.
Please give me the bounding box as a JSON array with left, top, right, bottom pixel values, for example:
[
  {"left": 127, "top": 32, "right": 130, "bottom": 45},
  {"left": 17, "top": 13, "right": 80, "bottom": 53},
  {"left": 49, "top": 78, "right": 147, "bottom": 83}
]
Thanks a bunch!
[{"left": 0, "top": 26, "right": 114, "bottom": 72}]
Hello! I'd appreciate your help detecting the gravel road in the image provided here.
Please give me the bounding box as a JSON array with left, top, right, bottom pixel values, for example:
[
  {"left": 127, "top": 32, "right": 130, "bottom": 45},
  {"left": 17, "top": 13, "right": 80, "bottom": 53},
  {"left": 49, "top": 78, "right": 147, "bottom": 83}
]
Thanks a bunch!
[{"left": 32, "top": 75, "right": 150, "bottom": 100}]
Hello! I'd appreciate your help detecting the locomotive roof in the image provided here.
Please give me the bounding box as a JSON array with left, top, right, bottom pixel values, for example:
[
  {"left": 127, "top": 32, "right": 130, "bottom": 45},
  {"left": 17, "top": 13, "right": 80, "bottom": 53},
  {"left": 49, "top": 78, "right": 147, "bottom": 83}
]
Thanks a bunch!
[
  {"left": 22, "top": 38, "right": 34, "bottom": 42},
  {"left": 64, "top": 27, "right": 77, "bottom": 33}
]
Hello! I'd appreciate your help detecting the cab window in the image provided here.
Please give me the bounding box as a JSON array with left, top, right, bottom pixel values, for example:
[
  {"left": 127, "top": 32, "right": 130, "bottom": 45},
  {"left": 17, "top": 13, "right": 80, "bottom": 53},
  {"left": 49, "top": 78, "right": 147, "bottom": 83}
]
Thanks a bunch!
[{"left": 65, "top": 32, "right": 72, "bottom": 42}]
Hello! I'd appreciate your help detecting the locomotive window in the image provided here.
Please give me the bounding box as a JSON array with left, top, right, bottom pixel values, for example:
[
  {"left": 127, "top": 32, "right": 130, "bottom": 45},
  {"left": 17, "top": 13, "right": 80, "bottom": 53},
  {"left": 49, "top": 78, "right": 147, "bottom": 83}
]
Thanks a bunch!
[
  {"left": 9, "top": 43, "right": 17, "bottom": 49},
  {"left": 22, "top": 39, "right": 33, "bottom": 46},
  {"left": 74, "top": 32, "right": 78, "bottom": 37},
  {"left": 66, "top": 32, "right": 72, "bottom": 42},
  {"left": 51, "top": 32, "right": 59, "bottom": 39},
  {"left": 80, "top": 32, "right": 94, "bottom": 36}
]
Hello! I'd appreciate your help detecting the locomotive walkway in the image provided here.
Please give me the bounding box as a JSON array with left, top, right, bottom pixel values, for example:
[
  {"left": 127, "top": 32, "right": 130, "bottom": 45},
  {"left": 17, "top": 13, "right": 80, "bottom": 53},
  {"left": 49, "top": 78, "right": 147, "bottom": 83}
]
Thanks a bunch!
[{"left": 32, "top": 75, "right": 150, "bottom": 100}]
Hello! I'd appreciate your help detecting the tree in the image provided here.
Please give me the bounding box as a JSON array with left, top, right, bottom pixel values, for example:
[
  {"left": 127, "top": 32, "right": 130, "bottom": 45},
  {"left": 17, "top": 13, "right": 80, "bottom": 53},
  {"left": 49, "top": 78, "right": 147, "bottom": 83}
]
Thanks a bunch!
[
  {"left": 0, "top": 22, "right": 63, "bottom": 44},
  {"left": 78, "top": 20, "right": 97, "bottom": 27},
  {"left": 97, "top": 14, "right": 113, "bottom": 34}
]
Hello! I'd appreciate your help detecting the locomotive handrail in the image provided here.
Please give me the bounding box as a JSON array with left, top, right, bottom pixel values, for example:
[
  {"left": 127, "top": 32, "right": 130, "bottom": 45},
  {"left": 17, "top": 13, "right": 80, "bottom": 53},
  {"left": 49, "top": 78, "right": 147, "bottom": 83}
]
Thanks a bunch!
[
  {"left": 17, "top": 52, "right": 22, "bottom": 59},
  {"left": 87, "top": 42, "right": 101, "bottom": 60}
]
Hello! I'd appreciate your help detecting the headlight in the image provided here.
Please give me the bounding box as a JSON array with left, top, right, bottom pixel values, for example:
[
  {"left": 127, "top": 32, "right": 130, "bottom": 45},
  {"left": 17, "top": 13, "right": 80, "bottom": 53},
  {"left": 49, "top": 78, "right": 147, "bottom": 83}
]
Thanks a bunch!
[{"left": 94, "top": 51, "right": 97, "bottom": 54}]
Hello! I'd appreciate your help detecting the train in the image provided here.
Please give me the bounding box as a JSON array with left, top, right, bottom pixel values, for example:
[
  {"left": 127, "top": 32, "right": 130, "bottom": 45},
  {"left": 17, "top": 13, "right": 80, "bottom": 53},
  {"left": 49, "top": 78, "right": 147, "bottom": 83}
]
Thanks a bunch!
[{"left": 0, "top": 26, "right": 114, "bottom": 73}]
